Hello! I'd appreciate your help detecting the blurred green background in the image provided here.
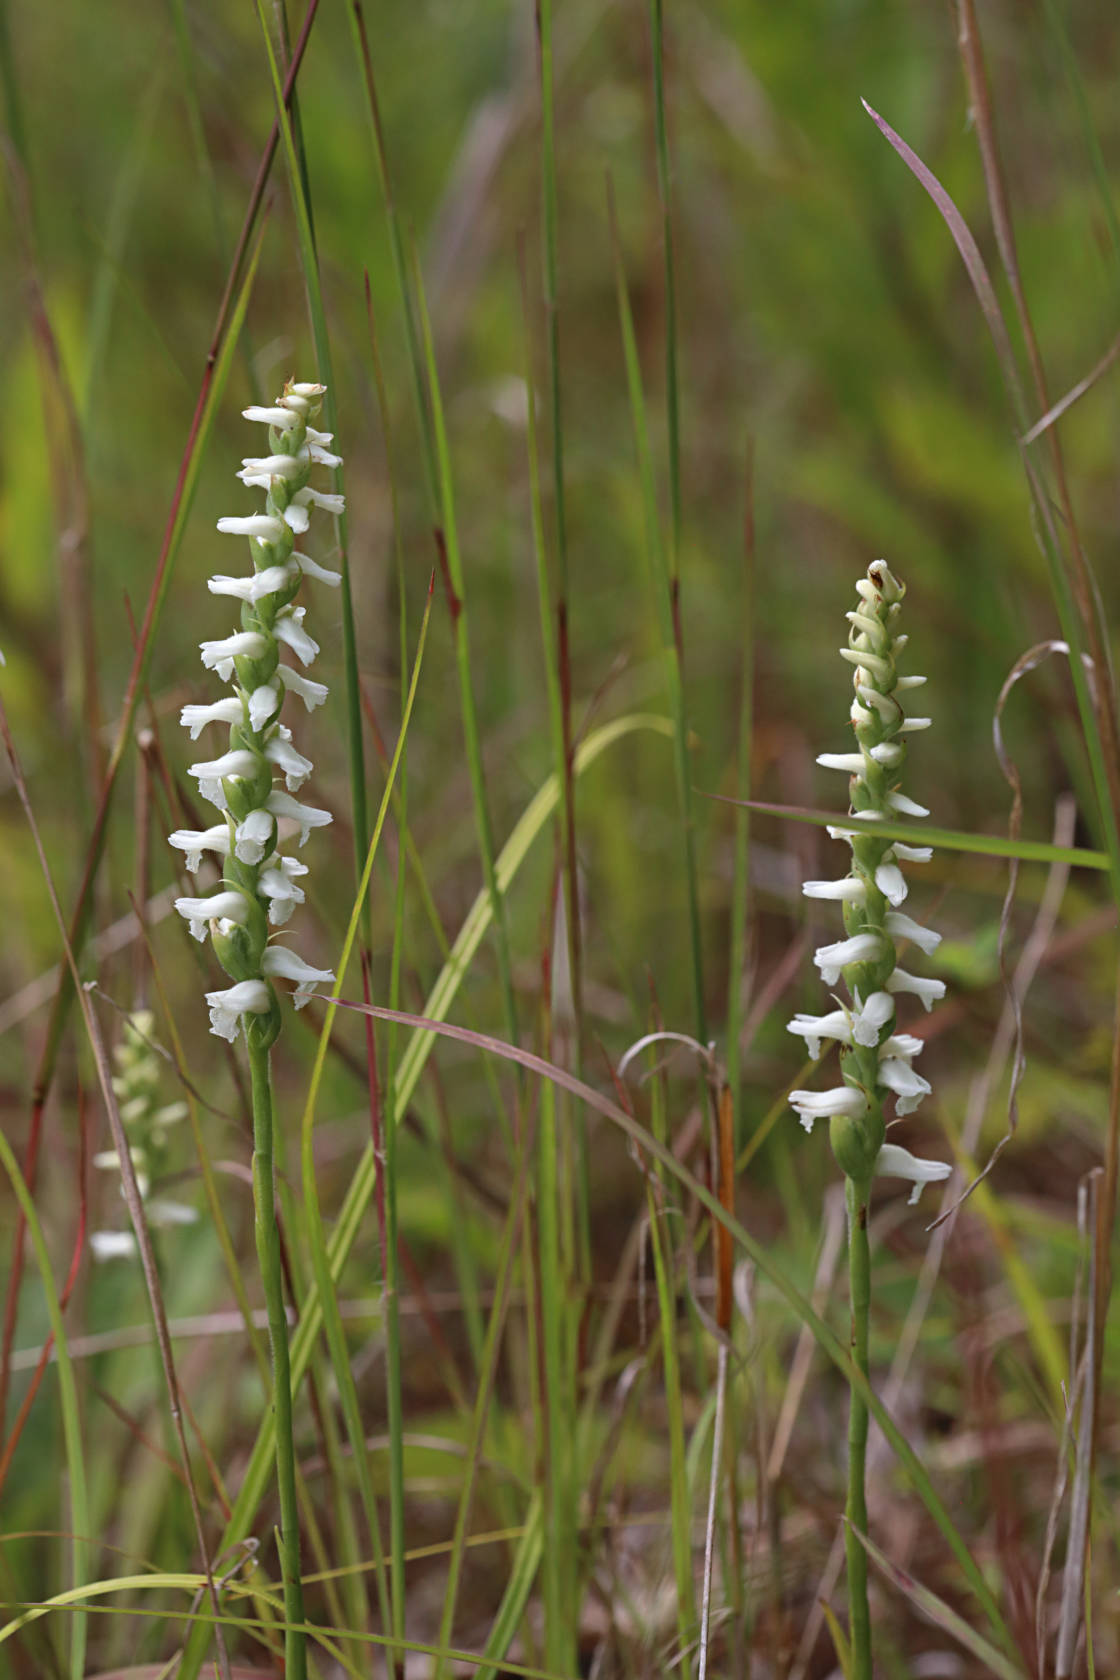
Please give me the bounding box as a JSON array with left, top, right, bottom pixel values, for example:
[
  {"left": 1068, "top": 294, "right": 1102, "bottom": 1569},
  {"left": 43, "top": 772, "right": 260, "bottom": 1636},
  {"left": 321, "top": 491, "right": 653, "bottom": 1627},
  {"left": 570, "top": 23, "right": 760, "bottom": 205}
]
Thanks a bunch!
[{"left": 1, "top": 0, "right": 1118, "bottom": 1670}]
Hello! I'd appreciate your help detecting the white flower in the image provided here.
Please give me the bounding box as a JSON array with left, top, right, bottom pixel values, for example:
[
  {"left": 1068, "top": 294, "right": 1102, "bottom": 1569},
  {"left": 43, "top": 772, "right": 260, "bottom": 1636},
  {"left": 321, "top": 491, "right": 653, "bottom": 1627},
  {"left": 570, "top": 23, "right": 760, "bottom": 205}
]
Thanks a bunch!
[
  {"left": 890, "top": 842, "right": 932, "bottom": 864},
  {"left": 839, "top": 646, "right": 891, "bottom": 682},
  {"left": 896, "top": 674, "right": 927, "bottom": 691},
  {"left": 885, "top": 911, "right": 941, "bottom": 956},
  {"left": 851, "top": 990, "right": 894, "bottom": 1047},
  {"left": 874, "top": 1142, "right": 952, "bottom": 1205},
  {"left": 886, "top": 969, "right": 946, "bottom": 1011},
  {"left": 259, "top": 860, "right": 307, "bottom": 925},
  {"left": 261, "top": 945, "right": 334, "bottom": 1007},
  {"left": 816, "top": 752, "right": 867, "bottom": 774},
  {"left": 248, "top": 684, "right": 281, "bottom": 730},
  {"left": 874, "top": 862, "right": 908, "bottom": 905},
  {"left": 273, "top": 605, "right": 320, "bottom": 666},
  {"left": 878, "top": 1058, "right": 932, "bottom": 1117},
  {"left": 881, "top": 1032, "right": 924, "bottom": 1060},
  {"left": 267, "top": 789, "right": 333, "bottom": 845},
  {"left": 265, "top": 735, "right": 314, "bottom": 791},
  {"left": 234, "top": 807, "right": 275, "bottom": 865},
  {"left": 180, "top": 697, "right": 243, "bottom": 739},
  {"left": 293, "top": 552, "right": 341, "bottom": 586},
  {"left": 216, "top": 514, "right": 286, "bottom": 543},
  {"left": 174, "top": 888, "right": 250, "bottom": 944},
  {"left": 146, "top": 1198, "right": 199, "bottom": 1227},
  {"left": 814, "top": 932, "right": 883, "bottom": 986},
  {"left": 242, "top": 404, "right": 300, "bottom": 430},
  {"left": 188, "top": 748, "right": 258, "bottom": 785},
  {"left": 802, "top": 877, "right": 866, "bottom": 902},
  {"left": 308, "top": 442, "right": 342, "bottom": 469},
  {"left": 868, "top": 741, "right": 904, "bottom": 767},
  {"left": 276, "top": 665, "right": 329, "bottom": 710},
  {"left": 205, "top": 979, "right": 272, "bottom": 1042},
  {"left": 898, "top": 716, "right": 932, "bottom": 732},
  {"left": 207, "top": 563, "right": 296, "bottom": 602},
  {"left": 169, "top": 823, "right": 232, "bottom": 873},
  {"left": 91, "top": 1231, "right": 138, "bottom": 1261},
  {"left": 887, "top": 792, "right": 930, "bottom": 819},
  {"left": 787, "top": 1009, "right": 853, "bottom": 1059},
  {"left": 237, "top": 452, "right": 306, "bottom": 485},
  {"left": 789, "top": 1084, "right": 868, "bottom": 1135},
  {"left": 199, "top": 631, "right": 267, "bottom": 682}
]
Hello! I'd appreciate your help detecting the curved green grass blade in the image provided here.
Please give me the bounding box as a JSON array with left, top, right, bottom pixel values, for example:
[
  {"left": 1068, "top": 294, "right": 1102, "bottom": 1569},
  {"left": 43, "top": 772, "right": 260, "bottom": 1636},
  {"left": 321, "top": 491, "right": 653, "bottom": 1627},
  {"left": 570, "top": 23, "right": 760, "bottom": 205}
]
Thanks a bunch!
[{"left": 737, "top": 796, "right": 1109, "bottom": 870}]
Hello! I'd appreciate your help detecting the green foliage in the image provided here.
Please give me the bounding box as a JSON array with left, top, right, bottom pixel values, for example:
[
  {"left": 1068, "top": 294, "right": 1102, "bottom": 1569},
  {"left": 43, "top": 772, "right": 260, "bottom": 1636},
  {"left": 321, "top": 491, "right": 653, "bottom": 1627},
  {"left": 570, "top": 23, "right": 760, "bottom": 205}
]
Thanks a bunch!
[{"left": 1, "top": 3, "right": 1119, "bottom": 1676}]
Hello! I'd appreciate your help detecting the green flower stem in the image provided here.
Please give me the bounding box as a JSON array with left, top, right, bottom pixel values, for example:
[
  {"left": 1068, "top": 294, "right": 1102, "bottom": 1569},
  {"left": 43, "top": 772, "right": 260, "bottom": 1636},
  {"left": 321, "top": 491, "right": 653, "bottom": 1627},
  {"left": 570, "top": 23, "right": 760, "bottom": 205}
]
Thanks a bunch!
[
  {"left": 845, "top": 1172, "right": 873, "bottom": 1680},
  {"left": 248, "top": 1037, "right": 306, "bottom": 1680}
]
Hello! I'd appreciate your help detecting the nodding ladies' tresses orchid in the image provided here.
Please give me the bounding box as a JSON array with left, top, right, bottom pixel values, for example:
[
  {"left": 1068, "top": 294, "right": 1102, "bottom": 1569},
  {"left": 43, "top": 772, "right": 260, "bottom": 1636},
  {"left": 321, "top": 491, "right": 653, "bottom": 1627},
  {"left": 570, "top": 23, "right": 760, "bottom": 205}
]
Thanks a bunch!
[
  {"left": 170, "top": 379, "right": 340, "bottom": 1045},
  {"left": 788, "top": 561, "right": 951, "bottom": 1205}
]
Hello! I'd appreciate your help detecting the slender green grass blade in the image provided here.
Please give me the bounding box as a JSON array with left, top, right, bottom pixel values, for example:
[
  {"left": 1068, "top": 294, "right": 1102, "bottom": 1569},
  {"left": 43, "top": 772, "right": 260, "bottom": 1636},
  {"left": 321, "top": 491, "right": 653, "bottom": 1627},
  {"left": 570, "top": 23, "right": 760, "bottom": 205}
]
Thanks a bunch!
[{"left": 0, "top": 1132, "right": 88, "bottom": 1680}]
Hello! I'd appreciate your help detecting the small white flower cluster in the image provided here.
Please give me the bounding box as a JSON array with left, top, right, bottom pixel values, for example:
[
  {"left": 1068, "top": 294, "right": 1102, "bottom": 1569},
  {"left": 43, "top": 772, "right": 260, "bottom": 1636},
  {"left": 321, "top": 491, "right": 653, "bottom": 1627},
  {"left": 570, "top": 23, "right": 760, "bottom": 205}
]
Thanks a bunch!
[
  {"left": 91, "top": 1011, "right": 194, "bottom": 1260},
  {"left": 170, "top": 380, "right": 339, "bottom": 1044},
  {"left": 788, "top": 561, "right": 951, "bottom": 1204}
]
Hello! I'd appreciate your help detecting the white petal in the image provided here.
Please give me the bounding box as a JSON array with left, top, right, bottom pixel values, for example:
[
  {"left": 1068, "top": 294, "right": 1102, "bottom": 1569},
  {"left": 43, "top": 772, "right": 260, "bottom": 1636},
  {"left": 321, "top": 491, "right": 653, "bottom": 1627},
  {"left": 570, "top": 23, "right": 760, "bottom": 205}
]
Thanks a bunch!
[
  {"left": 91, "top": 1231, "right": 138, "bottom": 1261},
  {"left": 261, "top": 945, "right": 335, "bottom": 1007},
  {"left": 146, "top": 1198, "right": 199, "bottom": 1227},
  {"left": 265, "top": 735, "right": 314, "bottom": 791},
  {"left": 878, "top": 1057, "right": 932, "bottom": 1116},
  {"left": 174, "top": 889, "right": 248, "bottom": 943},
  {"left": 242, "top": 405, "right": 300, "bottom": 431},
  {"left": 180, "top": 698, "right": 242, "bottom": 739},
  {"left": 216, "top": 514, "right": 286, "bottom": 542},
  {"left": 895, "top": 674, "right": 927, "bottom": 690},
  {"left": 199, "top": 631, "right": 267, "bottom": 682},
  {"left": 899, "top": 716, "right": 931, "bottom": 732},
  {"left": 885, "top": 911, "right": 941, "bottom": 955},
  {"left": 208, "top": 563, "right": 296, "bottom": 603},
  {"left": 267, "top": 790, "right": 332, "bottom": 846},
  {"left": 874, "top": 863, "right": 908, "bottom": 906},
  {"left": 852, "top": 990, "right": 894, "bottom": 1047},
  {"left": 787, "top": 1009, "right": 852, "bottom": 1060},
  {"left": 188, "top": 748, "right": 258, "bottom": 786},
  {"left": 882, "top": 1032, "right": 924, "bottom": 1059},
  {"left": 891, "top": 842, "right": 932, "bottom": 864},
  {"left": 299, "top": 485, "right": 345, "bottom": 515},
  {"left": 293, "top": 551, "right": 341, "bottom": 586},
  {"left": 888, "top": 792, "right": 930, "bottom": 819},
  {"left": 856, "top": 685, "right": 898, "bottom": 720},
  {"left": 205, "top": 979, "right": 272, "bottom": 1042},
  {"left": 789, "top": 1084, "right": 867, "bottom": 1134},
  {"left": 802, "top": 877, "right": 866, "bottom": 902},
  {"left": 273, "top": 606, "right": 320, "bottom": 667},
  {"left": 839, "top": 647, "right": 891, "bottom": 682},
  {"left": 235, "top": 807, "right": 275, "bottom": 864},
  {"left": 276, "top": 665, "right": 329, "bottom": 710},
  {"left": 813, "top": 933, "right": 883, "bottom": 986},
  {"left": 875, "top": 1142, "right": 951, "bottom": 1204},
  {"left": 248, "top": 684, "right": 281, "bottom": 731},
  {"left": 239, "top": 452, "right": 305, "bottom": 479},
  {"left": 886, "top": 969, "right": 946, "bottom": 1011},
  {"left": 169, "top": 824, "right": 231, "bottom": 873},
  {"left": 869, "top": 741, "right": 904, "bottom": 767},
  {"left": 281, "top": 500, "right": 311, "bottom": 534},
  {"left": 308, "top": 442, "right": 343, "bottom": 468},
  {"left": 287, "top": 380, "right": 326, "bottom": 399},
  {"left": 816, "top": 752, "right": 866, "bottom": 774}
]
